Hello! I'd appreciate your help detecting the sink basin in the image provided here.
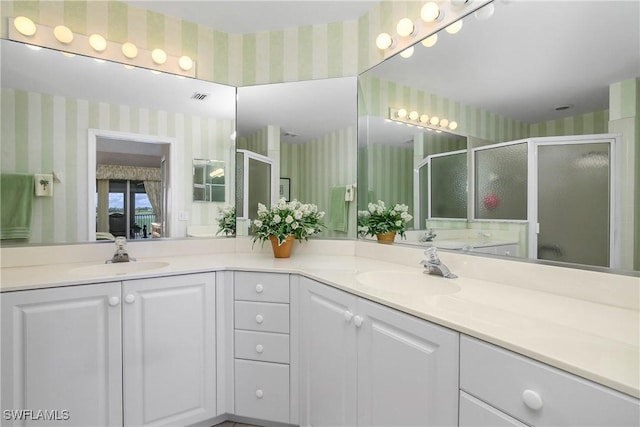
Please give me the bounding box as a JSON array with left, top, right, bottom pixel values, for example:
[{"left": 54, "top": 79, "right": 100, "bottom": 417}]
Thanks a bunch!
[
  {"left": 71, "top": 261, "right": 169, "bottom": 278},
  {"left": 356, "top": 270, "right": 461, "bottom": 297}
]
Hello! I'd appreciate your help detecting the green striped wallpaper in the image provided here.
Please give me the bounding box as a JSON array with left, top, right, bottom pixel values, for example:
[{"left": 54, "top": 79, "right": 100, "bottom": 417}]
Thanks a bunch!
[
  {"left": 237, "top": 128, "right": 269, "bottom": 156},
  {"left": 281, "top": 126, "right": 357, "bottom": 239},
  {"left": 1, "top": 88, "right": 234, "bottom": 243},
  {"left": 529, "top": 110, "right": 609, "bottom": 137}
]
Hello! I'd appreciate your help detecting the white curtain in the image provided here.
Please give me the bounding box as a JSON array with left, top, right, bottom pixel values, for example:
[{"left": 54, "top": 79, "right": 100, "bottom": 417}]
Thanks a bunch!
[{"left": 143, "top": 180, "right": 162, "bottom": 224}]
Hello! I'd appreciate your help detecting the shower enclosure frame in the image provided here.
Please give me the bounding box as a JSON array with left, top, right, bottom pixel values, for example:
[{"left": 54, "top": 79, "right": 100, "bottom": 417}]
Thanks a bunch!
[{"left": 236, "top": 149, "right": 276, "bottom": 222}]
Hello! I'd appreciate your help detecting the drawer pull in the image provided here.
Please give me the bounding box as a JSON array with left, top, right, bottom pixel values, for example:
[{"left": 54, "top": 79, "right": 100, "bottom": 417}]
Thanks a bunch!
[
  {"left": 255, "top": 314, "right": 264, "bottom": 324},
  {"left": 353, "top": 315, "right": 364, "bottom": 328},
  {"left": 344, "top": 310, "right": 354, "bottom": 322},
  {"left": 255, "top": 389, "right": 264, "bottom": 399},
  {"left": 255, "top": 284, "right": 264, "bottom": 293},
  {"left": 256, "top": 344, "right": 264, "bottom": 353},
  {"left": 108, "top": 296, "right": 120, "bottom": 306},
  {"left": 522, "top": 389, "right": 543, "bottom": 410}
]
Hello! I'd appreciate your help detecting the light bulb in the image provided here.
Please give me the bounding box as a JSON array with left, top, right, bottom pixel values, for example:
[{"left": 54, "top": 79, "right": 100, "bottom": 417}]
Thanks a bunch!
[
  {"left": 409, "top": 111, "right": 419, "bottom": 121},
  {"left": 439, "top": 118, "right": 449, "bottom": 127},
  {"left": 396, "top": 18, "right": 415, "bottom": 37},
  {"left": 421, "top": 33, "right": 438, "bottom": 48},
  {"left": 445, "top": 20, "right": 463, "bottom": 34},
  {"left": 376, "top": 33, "right": 394, "bottom": 50},
  {"left": 122, "top": 42, "right": 138, "bottom": 59},
  {"left": 448, "top": 121, "right": 458, "bottom": 130},
  {"left": 421, "top": 2, "right": 441, "bottom": 22},
  {"left": 400, "top": 46, "right": 414, "bottom": 58},
  {"left": 14, "top": 16, "right": 36, "bottom": 37},
  {"left": 430, "top": 116, "right": 440, "bottom": 125},
  {"left": 178, "top": 55, "right": 193, "bottom": 71},
  {"left": 419, "top": 114, "right": 429, "bottom": 123},
  {"left": 151, "top": 48, "right": 167, "bottom": 65},
  {"left": 89, "top": 34, "right": 107, "bottom": 52},
  {"left": 397, "top": 108, "right": 408, "bottom": 119},
  {"left": 54, "top": 25, "right": 73, "bottom": 44}
]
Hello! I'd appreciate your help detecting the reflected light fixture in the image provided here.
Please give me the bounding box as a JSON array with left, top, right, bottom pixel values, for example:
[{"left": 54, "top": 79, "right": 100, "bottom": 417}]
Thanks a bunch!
[
  {"left": 89, "top": 33, "right": 107, "bottom": 52},
  {"left": 376, "top": 32, "right": 394, "bottom": 50},
  {"left": 400, "top": 46, "right": 414, "bottom": 58},
  {"left": 53, "top": 25, "right": 73, "bottom": 44},
  {"left": 449, "top": 121, "right": 458, "bottom": 130},
  {"left": 121, "top": 42, "right": 138, "bottom": 59},
  {"left": 151, "top": 48, "right": 167, "bottom": 65},
  {"left": 397, "top": 108, "right": 408, "bottom": 119},
  {"left": 419, "top": 114, "right": 429, "bottom": 123},
  {"left": 439, "top": 118, "right": 449, "bottom": 128},
  {"left": 421, "top": 2, "right": 442, "bottom": 23},
  {"left": 178, "top": 55, "right": 194, "bottom": 71},
  {"left": 396, "top": 18, "right": 416, "bottom": 37},
  {"left": 421, "top": 33, "right": 438, "bottom": 48},
  {"left": 445, "top": 20, "right": 464, "bottom": 34},
  {"left": 14, "top": 16, "right": 36, "bottom": 37},
  {"left": 430, "top": 116, "right": 440, "bottom": 125},
  {"left": 475, "top": 3, "right": 495, "bottom": 20},
  {"left": 409, "top": 111, "right": 419, "bottom": 121}
]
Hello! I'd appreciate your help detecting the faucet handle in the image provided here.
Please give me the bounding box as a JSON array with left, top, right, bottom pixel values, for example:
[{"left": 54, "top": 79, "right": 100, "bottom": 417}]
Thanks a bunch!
[{"left": 424, "top": 246, "right": 440, "bottom": 264}]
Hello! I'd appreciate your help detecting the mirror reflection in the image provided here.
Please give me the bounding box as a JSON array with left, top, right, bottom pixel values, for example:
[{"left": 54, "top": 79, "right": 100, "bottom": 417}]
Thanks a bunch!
[
  {"left": 359, "top": 1, "right": 639, "bottom": 271},
  {"left": 0, "top": 39, "right": 236, "bottom": 245},
  {"left": 236, "top": 77, "right": 357, "bottom": 239},
  {"left": 193, "top": 159, "right": 225, "bottom": 203}
]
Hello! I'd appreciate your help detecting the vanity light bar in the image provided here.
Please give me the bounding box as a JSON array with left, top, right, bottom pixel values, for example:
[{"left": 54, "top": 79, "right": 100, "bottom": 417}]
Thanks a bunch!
[
  {"left": 8, "top": 17, "right": 197, "bottom": 78},
  {"left": 389, "top": 107, "right": 458, "bottom": 132}
]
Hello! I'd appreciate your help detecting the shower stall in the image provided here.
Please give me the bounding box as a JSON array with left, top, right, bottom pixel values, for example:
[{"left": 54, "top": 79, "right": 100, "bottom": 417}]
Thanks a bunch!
[{"left": 236, "top": 150, "right": 275, "bottom": 234}]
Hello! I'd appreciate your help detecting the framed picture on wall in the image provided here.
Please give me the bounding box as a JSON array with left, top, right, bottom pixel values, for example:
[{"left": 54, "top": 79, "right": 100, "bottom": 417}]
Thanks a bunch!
[{"left": 279, "top": 178, "right": 290, "bottom": 201}]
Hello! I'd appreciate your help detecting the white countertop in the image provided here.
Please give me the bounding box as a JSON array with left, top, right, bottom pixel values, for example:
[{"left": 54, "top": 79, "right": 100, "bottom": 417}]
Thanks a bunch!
[{"left": 1, "top": 239, "right": 638, "bottom": 399}]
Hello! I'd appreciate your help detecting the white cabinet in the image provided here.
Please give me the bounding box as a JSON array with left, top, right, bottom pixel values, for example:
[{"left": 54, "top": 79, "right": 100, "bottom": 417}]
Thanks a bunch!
[
  {"left": 1, "top": 282, "right": 123, "bottom": 427},
  {"left": 1, "top": 273, "right": 216, "bottom": 427},
  {"left": 299, "top": 277, "right": 459, "bottom": 427},
  {"left": 233, "top": 271, "right": 291, "bottom": 424},
  {"left": 123, "top": 273, "right": 217, "bottom": 426},
  {"left": 460, "top": 391, "right": 527, "bottom": 427},
  {"left": 460, "top": 335, "right": 640, "bottom": 426}
]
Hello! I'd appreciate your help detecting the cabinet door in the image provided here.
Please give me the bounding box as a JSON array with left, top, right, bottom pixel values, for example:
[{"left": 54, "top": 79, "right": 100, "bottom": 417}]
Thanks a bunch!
[
  {"left": 299, "top": 277, "right": 358, "bottom": 427},
  {"left": 123, "top": 273, "right": 216, "bottom": 426},
  {"left": 1, "top": 283, "right": 123, "bottom": 427},
  {"left": 356, "top": 298, "right": 459, "bottom": 427},
  {"left": 460, "top": 391, "right": 528, "bottom": 427}
]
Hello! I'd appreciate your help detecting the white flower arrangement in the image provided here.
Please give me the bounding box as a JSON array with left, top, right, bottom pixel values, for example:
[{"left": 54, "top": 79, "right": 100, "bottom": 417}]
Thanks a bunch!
[
  {"left": 357, "top": 200, "right": 413, "bottom": 238},
  {"left": 216, "top": 205, "right": 236, "bottom": 236},
  {"left": 252, "top": 198, "right": 326, "bottom": 246}
]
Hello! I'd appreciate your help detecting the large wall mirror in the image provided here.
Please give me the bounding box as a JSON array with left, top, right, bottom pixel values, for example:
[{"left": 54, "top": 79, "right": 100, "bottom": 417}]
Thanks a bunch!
[
  {"left": 236, "top": 77, "right": 358, "bottom": 239},
  {"left": 0, "top": 39, "right": 236, "bottom": 245},
  {"left": 358, "top": 0, "right": 639, "bottom": 272}
]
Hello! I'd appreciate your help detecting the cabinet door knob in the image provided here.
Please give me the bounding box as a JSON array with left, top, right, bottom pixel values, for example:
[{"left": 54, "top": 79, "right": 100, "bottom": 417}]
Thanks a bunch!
[
  {"left": 353, "top": 315, "right": 364, "bottom": 328},
  {"left": 255, "top": 284, "right": 264, "bottom": 293},
  {"left": 255, "top": 314, "right": 264, "bottom": 324},
  {"left": 255, "top": 389, "right": 264, "bottom": 399},
  {"left": 124, "top": 294, "right": 136, "bottom": 304},
  {"left": 344, "top": 310, "right": 354, "bottom": 322},
  {"left": 522, "top": 389, "right": 543, "bottom": 410},
  {"left": 256, "top": 344, "right": 264, "bottom": 353},
  {"left": 108, "top": 296, "right": 120, "bottom": 306}
]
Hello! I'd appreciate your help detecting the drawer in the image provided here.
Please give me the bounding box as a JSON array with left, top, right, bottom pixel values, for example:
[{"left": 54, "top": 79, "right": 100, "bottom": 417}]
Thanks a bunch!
[
  {"left": 235, "top": 271, "right": 289, "bottom": 303},
  {"left": 235, "top": 330, "right": 290, "bottom": 364},
  {"left": 460, "top": 391, "right": 527, "bottom": 427},
  {"left": 235, "top": 301, "right": 289, "bottom": 333},
  {"left": 460, "top": 335, "right": 640, "bottom": 426},
  {"left": 235, "top": 359, "right": 289, "bottom": 424}
]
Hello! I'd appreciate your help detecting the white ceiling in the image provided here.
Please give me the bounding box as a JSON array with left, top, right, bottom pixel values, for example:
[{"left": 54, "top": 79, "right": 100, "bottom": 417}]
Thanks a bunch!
[{"left": 121, "top": 0, "right": 378, "bottom": 34}]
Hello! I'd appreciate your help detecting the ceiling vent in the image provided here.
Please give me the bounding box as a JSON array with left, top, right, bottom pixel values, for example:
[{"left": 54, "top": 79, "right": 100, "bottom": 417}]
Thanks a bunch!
[
  {"left": 283, "top": 131, "right": 299, "bottom": 138},
  {"left": 191, "top": 92, "right": 209, "bottom": 101}
]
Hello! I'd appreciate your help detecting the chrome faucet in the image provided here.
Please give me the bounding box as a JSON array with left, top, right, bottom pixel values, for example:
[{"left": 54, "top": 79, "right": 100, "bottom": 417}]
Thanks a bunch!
[
  {"left": 419, "top": 229, "right": 437, "bottom": 242},
  {"left": 420, "top": 247, "right": 457, "bottom": 279},
  {"left": 106, "top": 236, "right": 135, "bottom": 263}
]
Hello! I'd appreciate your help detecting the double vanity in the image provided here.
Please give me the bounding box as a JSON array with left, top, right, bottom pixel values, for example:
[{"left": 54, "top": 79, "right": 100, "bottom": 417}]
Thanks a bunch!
[{"left": 1, "top": 239, "right": 638, "bottom": 426}]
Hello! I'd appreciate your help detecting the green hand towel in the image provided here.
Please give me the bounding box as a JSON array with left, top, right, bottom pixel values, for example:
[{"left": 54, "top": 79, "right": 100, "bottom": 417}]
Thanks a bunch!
[
  {"left": 328, "top": 186, "right": 348, "bottom": 233},
  {"left": 1, "top": 173, "right": 35, "bottom": 240}
]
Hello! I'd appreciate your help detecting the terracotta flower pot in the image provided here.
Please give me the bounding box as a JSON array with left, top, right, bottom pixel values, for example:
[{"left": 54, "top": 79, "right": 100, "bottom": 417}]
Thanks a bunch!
[
  {"left": 269, "top": 235, "right": 295, "bottom": 258},
  {"left": 376, "top": 231, "right": 396, "bottom": 244}
]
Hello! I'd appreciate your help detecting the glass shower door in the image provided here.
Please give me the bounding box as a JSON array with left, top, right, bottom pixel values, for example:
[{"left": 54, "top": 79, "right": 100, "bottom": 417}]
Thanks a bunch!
[{"left": 536, "top": 142, "right": 611, "bottom": 267}]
